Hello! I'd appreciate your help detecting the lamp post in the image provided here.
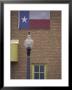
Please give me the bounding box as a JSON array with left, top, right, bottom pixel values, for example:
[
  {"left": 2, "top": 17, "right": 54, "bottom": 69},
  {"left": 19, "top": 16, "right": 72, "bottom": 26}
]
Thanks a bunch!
[{"left": 24, "top": 32, "right": 33, "bottom": 79}]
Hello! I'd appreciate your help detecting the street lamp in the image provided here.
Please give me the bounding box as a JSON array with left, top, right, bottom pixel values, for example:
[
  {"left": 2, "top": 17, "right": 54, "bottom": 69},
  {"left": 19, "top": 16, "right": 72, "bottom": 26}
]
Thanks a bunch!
[{"left": 24, "top": 32, "right": 33, "bottom": 79}]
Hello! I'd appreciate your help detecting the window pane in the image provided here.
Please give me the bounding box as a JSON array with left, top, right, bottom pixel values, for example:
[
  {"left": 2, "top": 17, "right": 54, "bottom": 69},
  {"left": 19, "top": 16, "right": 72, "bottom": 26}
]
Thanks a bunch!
[
  {"left": 34, "top": 73, "right": 39, "bottom": 79},
  {"left": 40, "top": 73, "right": 44, "bottom": 79},
  {"left": 34, "top": 65, "right": 39, "bottom": 72},
  {"left": 40, "top": 65, "right": 44, "bottom": 72}
]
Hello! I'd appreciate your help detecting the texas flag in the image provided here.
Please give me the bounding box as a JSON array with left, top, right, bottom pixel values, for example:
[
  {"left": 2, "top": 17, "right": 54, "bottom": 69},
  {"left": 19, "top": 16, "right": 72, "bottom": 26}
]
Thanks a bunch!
[{"left": 18, "top": 11, "right": 50, "bottom": 30}]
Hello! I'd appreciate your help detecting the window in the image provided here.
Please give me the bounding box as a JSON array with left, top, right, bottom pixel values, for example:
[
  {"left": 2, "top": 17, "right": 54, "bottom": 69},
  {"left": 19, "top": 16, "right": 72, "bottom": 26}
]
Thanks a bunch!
[{"left": 32, "top": 64, "right": 47, "bottom": 79}]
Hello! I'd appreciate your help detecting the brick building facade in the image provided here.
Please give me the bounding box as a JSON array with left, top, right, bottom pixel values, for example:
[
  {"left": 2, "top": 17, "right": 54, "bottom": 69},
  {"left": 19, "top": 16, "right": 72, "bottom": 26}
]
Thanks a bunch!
[{"left": 11, "top": 11, "right": 61, "bottom": 79}]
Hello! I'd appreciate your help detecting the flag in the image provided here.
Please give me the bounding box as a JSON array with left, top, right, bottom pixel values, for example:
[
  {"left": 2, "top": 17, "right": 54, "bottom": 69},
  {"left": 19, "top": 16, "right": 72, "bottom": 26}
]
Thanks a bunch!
[{"left": 18, "top": 11, "right": 50, "bottom": 30}]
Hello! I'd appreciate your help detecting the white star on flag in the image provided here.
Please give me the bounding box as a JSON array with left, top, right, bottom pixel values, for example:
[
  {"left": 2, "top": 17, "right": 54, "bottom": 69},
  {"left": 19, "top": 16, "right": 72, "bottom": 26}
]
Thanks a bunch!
[{"left": 21, "top": 16, "right": 28, "bottom": 23}]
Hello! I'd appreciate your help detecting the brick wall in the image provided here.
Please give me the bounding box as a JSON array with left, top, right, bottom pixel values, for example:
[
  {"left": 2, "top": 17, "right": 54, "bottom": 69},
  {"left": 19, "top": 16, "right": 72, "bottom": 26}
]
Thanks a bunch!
[{"left": 11, "top": 11, "right": 61, "bottom": 79}]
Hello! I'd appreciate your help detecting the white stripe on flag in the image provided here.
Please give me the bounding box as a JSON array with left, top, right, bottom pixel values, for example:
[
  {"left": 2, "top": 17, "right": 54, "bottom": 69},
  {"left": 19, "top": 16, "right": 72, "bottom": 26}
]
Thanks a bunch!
[{"left": 30, "top": 11, "right": 50, "bottom": 20}]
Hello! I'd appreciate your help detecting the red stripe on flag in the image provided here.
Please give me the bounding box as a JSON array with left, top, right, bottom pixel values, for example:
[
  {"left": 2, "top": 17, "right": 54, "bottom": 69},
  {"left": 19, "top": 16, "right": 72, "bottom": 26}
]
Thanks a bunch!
[{"left": 30, "top": 20, "right": 50, "bottom": 29}]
